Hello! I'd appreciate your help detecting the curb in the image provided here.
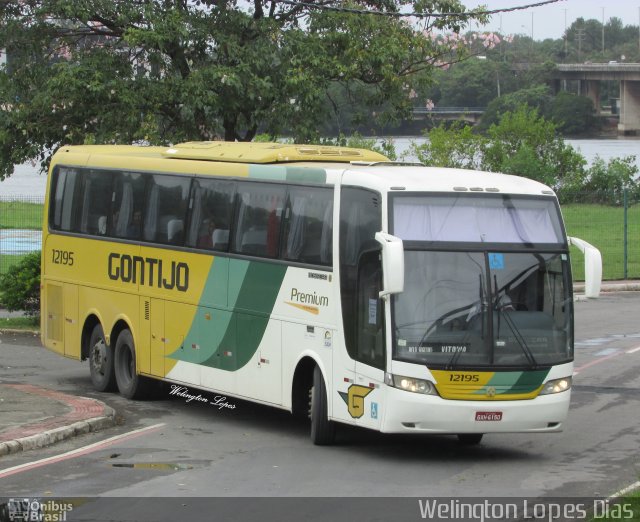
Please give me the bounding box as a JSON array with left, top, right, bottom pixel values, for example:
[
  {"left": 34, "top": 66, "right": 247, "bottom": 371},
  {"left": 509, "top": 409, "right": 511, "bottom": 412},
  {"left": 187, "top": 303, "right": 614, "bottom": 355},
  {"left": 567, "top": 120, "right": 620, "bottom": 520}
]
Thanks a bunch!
[
  {"left": 0, "top": 412, "right": 115, "bottom": 457},
  {"left": 0, "top": 384, "right": 116, "bottom": 458}
]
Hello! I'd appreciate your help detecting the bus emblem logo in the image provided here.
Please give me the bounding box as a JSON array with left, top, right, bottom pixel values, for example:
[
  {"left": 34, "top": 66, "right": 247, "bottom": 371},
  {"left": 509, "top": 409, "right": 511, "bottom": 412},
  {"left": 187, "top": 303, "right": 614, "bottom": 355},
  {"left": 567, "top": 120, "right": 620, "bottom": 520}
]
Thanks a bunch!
[
  {"left": 485, "top": 386, "right": 497, "bottom": 398},
  {"left": 338, "top": 385, "right": 373, "bottom": 419}
]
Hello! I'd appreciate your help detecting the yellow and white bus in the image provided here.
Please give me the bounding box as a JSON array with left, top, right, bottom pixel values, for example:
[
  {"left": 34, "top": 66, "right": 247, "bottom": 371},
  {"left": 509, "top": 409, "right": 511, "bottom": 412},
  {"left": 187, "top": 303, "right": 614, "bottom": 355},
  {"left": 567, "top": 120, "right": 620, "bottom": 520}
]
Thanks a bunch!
[{"left": 41, "top": 141, "right": 597, "bottom": 445}]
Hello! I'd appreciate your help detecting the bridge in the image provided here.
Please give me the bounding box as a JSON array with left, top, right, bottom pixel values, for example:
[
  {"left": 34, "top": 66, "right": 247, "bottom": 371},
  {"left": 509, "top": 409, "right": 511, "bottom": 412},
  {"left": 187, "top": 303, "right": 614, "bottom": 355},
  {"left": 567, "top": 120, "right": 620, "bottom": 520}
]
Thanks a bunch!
[
  {"left": 411, "top": 106, "right": 485, "bottom": 123},
  {"left": 551, "top": 63, "right": 640, "bottom": 134}
]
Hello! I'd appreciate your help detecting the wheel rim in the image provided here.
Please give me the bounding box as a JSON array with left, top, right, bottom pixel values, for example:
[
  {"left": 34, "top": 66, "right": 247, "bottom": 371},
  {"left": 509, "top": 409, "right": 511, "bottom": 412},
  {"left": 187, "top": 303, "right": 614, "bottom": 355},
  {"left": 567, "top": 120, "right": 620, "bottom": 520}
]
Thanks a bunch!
[{"left": 91, "top": 339, "right": 107, "bottom": 376}]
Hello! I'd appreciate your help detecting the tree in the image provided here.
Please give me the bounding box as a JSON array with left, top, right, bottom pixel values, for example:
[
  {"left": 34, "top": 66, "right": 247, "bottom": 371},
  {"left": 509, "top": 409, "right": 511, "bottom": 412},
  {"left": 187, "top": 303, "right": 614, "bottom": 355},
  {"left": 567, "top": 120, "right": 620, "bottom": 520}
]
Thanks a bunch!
[
  {"left": 549, "top": 91, "right": 596, "bottom": 135},
  {"left": 0, "top": 251, "right": 41, "bottom": 316},
  {"left": 477, "top": 84, "right": 553, "bottom": 131},
  {"left": 412, "top": 105, "right": 586, "bottom": 191},
  {"left": 481, "top": 106, "right": 585, "bottom": 189},
  {"left": 0, "top": 0, "right": 489, "bottom": 179}
]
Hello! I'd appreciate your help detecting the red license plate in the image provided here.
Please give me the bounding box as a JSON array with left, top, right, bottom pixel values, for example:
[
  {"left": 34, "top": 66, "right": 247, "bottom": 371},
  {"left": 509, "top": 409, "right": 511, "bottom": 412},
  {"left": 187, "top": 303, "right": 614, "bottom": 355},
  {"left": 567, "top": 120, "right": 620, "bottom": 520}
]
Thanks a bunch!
[{"left": 475, "top": 411, "right": 503, "bottom": 421}]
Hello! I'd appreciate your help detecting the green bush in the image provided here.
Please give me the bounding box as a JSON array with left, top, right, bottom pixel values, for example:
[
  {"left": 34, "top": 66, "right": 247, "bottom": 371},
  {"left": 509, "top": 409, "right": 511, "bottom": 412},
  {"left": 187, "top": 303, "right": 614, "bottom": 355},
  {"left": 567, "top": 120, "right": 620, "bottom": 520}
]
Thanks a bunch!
[{"left": 0, "top": 251, "right": 41, "bottom": 316}]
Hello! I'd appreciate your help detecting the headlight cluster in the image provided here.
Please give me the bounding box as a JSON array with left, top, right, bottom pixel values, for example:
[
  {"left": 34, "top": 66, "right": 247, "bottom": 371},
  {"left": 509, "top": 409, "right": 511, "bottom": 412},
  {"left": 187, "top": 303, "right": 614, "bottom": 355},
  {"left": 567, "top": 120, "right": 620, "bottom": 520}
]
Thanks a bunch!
[
  {"left": 385, "top": 373, "right": 438, "bottom": 395},
  {"left": 539, "top": 376, "right": 572, "bottom": 395}
]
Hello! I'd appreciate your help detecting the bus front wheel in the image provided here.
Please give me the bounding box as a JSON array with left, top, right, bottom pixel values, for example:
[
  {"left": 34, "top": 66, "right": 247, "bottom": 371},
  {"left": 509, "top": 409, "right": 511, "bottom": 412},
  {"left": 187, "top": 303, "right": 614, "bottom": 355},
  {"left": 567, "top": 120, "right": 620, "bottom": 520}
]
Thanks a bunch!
[
  {"left": 309, "top": 365, "right": 336, "bottom": 445},
  {"left": 89, "top": 324, "right": 116, "bottom": 392},
  {"left": 114, "top": 329, "right": 152, "bottom": 400}
]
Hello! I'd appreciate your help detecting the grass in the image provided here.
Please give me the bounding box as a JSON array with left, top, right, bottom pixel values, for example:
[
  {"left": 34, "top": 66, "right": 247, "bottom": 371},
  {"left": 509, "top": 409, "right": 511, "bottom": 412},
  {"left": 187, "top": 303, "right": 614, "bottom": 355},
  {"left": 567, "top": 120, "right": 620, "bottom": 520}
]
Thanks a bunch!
[
  {"left": 0, "top": 316, "right": 40, "bottom": 331},
  {"left": 561, "top": 203, "right": 640, "bottom": 281},
  {"left": 0, "top": 200, "right": 44, "bottom": 229}
]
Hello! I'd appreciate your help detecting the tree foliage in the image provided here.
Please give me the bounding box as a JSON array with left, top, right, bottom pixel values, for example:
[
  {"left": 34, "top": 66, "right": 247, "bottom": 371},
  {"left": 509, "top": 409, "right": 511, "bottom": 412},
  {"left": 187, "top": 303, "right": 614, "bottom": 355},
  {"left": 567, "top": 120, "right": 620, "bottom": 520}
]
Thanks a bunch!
[
  {"left": 0, "top": 251, "right": 41, "bottom": 316},
  {"left": 412, "top": 106, "right": 587, "bottom": 190},
  {"left": 0, "top": 0, "right": 489, "bottom": 179}
]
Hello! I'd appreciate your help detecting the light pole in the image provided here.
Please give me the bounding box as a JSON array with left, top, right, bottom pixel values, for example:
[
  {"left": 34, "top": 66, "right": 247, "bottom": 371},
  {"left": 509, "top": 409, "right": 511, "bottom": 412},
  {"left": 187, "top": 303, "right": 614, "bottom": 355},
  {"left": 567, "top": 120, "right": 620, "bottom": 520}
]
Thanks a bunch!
[{"left": 601, "top": 7, "right": 605, "bottom": 55}]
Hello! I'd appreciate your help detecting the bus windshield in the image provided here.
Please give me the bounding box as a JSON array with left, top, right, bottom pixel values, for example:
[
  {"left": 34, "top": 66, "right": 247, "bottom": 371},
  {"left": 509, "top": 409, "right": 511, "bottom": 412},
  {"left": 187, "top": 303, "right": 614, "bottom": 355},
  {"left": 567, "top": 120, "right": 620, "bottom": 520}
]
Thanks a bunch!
[{"left": 391, "top": 195, "right": 573, "bottom": 369}]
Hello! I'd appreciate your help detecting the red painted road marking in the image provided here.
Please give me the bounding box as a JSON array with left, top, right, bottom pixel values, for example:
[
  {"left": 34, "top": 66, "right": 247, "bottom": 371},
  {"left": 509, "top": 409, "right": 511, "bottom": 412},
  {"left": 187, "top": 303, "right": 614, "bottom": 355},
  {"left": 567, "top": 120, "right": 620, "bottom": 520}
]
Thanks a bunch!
[
  {"left": 0, "top": 384, "right": 107, "bottom": 442},
  {"left": 0, "top": 423, "right": 165, "bottom": 480},
  {"left": 574, "top": 346, "right": 639, "bottom": 376}
]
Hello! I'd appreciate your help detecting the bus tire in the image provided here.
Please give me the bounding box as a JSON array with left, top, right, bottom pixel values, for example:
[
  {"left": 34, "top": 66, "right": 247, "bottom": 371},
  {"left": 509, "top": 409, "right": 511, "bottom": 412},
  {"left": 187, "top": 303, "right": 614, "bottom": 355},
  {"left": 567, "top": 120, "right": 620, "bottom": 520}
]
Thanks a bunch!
[
  {"left": 88, "top": 324, "right": 117, "bottom": 392},
  {"left": 310, "top": 365, "right": 336, "bottom": 445},
  {"left": 457, "top": 433, "right": 483, "bottom": 445},
  {"left": 114, "top": 329, "right": 152, "bottom": 400}
]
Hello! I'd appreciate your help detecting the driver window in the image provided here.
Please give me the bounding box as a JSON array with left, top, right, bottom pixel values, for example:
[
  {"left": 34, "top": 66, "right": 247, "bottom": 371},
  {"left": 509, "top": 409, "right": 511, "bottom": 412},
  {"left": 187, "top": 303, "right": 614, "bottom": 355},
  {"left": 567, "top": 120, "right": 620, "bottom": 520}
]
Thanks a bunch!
[{"left": 357, "top": 252, "right": 384, "bottom": 369}]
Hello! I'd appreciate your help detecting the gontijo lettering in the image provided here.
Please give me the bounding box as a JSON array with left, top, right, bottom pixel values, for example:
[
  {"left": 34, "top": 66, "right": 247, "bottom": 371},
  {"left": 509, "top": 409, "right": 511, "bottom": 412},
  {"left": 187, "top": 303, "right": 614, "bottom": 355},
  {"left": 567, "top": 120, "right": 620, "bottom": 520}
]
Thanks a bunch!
[{"left": 108, "top": 253, "right": 189, "bottom": 292}]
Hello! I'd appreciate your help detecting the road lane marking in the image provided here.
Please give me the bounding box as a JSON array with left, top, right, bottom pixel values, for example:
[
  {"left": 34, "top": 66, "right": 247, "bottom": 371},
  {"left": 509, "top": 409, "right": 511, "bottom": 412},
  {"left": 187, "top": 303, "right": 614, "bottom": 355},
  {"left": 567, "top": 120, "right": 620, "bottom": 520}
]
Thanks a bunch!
[
  {"left": 0, "top": 423, "right": 165, "bottom": 480},
  {"left": 574, "top": 345, "right": 640, "bottom": 375},
  {"left": 573, "top": 351, "right": 625, "bottom": 376},
  {"left": 610, "top": 479, "right": 640, "bottom": 499}
]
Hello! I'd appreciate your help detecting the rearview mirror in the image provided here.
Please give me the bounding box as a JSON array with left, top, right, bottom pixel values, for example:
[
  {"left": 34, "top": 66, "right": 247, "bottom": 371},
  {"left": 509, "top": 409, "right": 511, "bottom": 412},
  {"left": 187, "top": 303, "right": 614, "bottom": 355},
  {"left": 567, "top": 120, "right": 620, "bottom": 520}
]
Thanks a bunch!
[{"left": 375, "top": 232, "right": 404, "bottom": 298}]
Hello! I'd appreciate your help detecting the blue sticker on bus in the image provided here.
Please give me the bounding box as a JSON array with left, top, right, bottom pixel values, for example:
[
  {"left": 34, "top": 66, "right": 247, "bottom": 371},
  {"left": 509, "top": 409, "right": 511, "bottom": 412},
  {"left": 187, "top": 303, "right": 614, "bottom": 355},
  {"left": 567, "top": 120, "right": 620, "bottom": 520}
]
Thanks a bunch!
[
  {"left": 489, "top": 253, "right": 505, "bottom": 270},
  {"left": 371, "top": 402, "right": 378, "bottom": 419}
]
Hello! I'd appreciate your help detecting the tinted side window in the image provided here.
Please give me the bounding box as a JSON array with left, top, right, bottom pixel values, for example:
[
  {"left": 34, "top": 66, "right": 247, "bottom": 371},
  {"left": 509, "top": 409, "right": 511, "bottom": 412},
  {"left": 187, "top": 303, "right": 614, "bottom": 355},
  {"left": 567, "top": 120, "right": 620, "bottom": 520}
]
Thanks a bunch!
[
  {"left": 143, "top": 175, "right": 191, "bottom": 245},
  {"left": 339, "top": 188, "right": 382, "bottom": 361},
  {"left": 233, "top": 183, "right": 286, "bottom": 258},
  {"left": 186, "top": 179, "right": 236, "bottom": 251},
  {"left": 51, "top": 167, "right": 82, "bottom": 232},
  {"left": 78, "top": 170, "right": 113, "bottom": 236},
  {"left": 282, "top": 187, "right": 333, "bottom": 266},
  {"left": 112, "top": 172, "right": 146, "bottom": 240}
]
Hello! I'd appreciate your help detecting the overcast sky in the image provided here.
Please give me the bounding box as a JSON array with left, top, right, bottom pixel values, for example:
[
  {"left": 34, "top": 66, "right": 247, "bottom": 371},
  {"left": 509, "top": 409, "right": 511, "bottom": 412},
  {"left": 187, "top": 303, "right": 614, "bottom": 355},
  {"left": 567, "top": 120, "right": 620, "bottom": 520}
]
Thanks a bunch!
[{"left": 461, "top": 0, "right": 639, "bottom": 41}]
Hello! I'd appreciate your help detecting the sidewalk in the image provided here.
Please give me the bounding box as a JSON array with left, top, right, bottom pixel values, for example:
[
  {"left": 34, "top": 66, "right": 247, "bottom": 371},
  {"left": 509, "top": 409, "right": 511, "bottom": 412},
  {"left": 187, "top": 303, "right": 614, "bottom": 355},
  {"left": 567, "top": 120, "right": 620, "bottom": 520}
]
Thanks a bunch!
[{"left": 0, "top": 383, "right": 115, "bottom": 457}]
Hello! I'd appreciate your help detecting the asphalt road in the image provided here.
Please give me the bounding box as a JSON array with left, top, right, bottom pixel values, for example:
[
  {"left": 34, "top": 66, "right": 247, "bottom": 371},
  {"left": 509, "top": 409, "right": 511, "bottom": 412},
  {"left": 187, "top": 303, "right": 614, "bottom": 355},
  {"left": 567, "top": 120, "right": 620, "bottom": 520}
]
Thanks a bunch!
[{"left": 0, "top": 293, "right": 639, "bottom": 503}]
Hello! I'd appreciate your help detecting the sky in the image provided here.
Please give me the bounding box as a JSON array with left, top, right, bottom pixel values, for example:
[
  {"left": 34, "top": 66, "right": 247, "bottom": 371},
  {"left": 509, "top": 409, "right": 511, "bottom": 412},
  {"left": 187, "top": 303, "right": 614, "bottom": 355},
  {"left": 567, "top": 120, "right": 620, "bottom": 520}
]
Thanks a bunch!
[{"left": 461, "top": 0, "right": 639, "bottom": 41}]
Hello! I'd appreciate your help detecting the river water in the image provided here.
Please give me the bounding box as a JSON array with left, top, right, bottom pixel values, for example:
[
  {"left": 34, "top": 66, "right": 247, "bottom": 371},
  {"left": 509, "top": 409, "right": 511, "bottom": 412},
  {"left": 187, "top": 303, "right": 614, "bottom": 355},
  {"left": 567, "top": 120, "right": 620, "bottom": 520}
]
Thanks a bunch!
[{"left": 0, "top": 137, "right": 638, "bottom": 199}]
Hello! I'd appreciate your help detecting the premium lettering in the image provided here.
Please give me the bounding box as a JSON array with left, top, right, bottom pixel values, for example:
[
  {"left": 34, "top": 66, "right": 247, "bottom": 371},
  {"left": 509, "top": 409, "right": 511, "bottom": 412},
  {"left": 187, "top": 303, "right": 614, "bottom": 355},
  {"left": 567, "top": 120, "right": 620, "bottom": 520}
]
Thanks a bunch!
[
  {"left": 290, "top": 287, "right": 329, "bottom": 307},
  {"left": 108, "top": 253, "right": 189, "bottom": 292}
]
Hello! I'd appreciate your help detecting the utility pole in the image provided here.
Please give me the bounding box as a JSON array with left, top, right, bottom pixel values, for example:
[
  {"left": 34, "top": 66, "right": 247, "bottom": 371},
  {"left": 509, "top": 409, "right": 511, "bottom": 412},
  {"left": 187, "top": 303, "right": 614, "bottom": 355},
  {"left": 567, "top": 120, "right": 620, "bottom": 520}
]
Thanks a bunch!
[
  {"left": 564, "top": 9, "right": 568, "bottom": 57},
  {"left": 576, "top": 27, "right": 586, "bottom": 61},
  {"left": 601, "top": 7, "right": 605, "bottom": 55}
]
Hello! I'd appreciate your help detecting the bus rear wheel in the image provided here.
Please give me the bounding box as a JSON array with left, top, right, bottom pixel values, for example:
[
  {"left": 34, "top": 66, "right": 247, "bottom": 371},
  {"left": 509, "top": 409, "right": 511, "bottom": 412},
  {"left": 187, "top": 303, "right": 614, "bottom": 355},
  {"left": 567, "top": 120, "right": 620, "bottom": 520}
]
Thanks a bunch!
[
  {"left": 457, "top": 434, "right": 483, "bottom": 445},
  {"left": 309, "top": 365, "right": 336, "bottom": 445},
  {"left": 89, "top": 324, "right": 116, "bottom": 392},
  {"left": 114, "top": 329, "right": 152, "bottom": 400}
]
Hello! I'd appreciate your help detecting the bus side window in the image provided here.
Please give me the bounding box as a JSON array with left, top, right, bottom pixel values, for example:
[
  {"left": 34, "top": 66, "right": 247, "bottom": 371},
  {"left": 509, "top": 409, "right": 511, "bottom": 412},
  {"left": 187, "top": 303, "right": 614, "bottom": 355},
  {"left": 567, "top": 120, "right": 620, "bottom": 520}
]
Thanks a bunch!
[
  {"left": 282, "top": 187, "right": 333, "bottom": 266},
  {"left": 186, "top": 179, "right": 235, "bottom": 251},
  {"left": 51, "top": 168, "right": 82, "bottom": 232},
  {"left": 112, "top": 172, "right": 146, "bottom": 240},
  {"left": 233, "top": 183, "right": 285, "bottom": 258},
  {"left": 143, "top": 174, "right": 190, "bottom": 245},
  {"left": 357, "top": 252, "right": 384, "bottom": 368},
  {"left": 339, "top": 187, "right": 382, "bottom": 366},
  {"left": 78, "top": 170, "right": 113, "bottom": 236}
]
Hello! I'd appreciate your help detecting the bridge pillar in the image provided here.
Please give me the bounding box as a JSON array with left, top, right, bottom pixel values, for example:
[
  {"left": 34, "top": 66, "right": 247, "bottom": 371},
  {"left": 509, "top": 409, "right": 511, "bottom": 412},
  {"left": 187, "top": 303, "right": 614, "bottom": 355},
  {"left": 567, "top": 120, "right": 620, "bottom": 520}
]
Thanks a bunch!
[
  {"left": 618, "top": 80, "right": 640, "bottom": 135},
  {"left": 579, "top": 80, "right": 601, "bottom": 113}
]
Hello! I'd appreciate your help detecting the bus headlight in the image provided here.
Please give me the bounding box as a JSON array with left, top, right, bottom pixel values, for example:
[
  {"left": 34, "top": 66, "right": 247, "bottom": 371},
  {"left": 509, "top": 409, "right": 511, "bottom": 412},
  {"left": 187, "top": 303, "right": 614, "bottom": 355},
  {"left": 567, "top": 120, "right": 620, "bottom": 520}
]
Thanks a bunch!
[
  {"left": 385, "top": 373, "right": 437, "bottom": 395},
  {"left": 539, "top": 376, "right": 572, "bottom": 395}
]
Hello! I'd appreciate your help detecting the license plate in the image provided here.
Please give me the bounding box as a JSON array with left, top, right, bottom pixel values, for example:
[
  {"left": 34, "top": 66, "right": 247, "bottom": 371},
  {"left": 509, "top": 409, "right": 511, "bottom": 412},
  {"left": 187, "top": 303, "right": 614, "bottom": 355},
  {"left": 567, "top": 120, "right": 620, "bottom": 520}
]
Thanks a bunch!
[{"left": 475, "top": 411, "right": 503, "bottom": 421}]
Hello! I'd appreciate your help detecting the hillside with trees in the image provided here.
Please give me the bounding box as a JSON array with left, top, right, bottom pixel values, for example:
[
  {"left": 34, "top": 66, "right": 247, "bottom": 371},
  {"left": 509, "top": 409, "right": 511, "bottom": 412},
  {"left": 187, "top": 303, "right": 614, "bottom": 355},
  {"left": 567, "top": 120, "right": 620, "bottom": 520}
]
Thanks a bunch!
[{"left": 324, "top": 16, "right": 640, "bottom": 136}]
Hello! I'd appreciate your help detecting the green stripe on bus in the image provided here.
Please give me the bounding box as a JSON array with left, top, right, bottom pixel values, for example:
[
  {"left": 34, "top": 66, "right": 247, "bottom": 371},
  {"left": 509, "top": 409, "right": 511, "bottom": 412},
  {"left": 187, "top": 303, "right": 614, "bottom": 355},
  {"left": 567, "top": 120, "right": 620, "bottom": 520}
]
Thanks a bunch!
[
  {"left": 472, "top": 369, "right": 550, "bottom": 395},
  {"left": 248, "top": 165, "right": 327, "bottom": 184},
  {"left": 170, "top": 259, "right": 287, "bottom": 371}
]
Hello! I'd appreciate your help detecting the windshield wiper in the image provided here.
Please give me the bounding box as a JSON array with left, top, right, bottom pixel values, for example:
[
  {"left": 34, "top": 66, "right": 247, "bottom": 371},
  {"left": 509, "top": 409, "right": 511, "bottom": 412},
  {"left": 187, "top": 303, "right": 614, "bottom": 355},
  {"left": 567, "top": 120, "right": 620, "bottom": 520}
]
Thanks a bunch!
[
  {"left": 499, "top": 308, "right": 539, "bottom": 369},
  {"left": 445, "top": 273, "right": 486, "bottom": 370}
]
